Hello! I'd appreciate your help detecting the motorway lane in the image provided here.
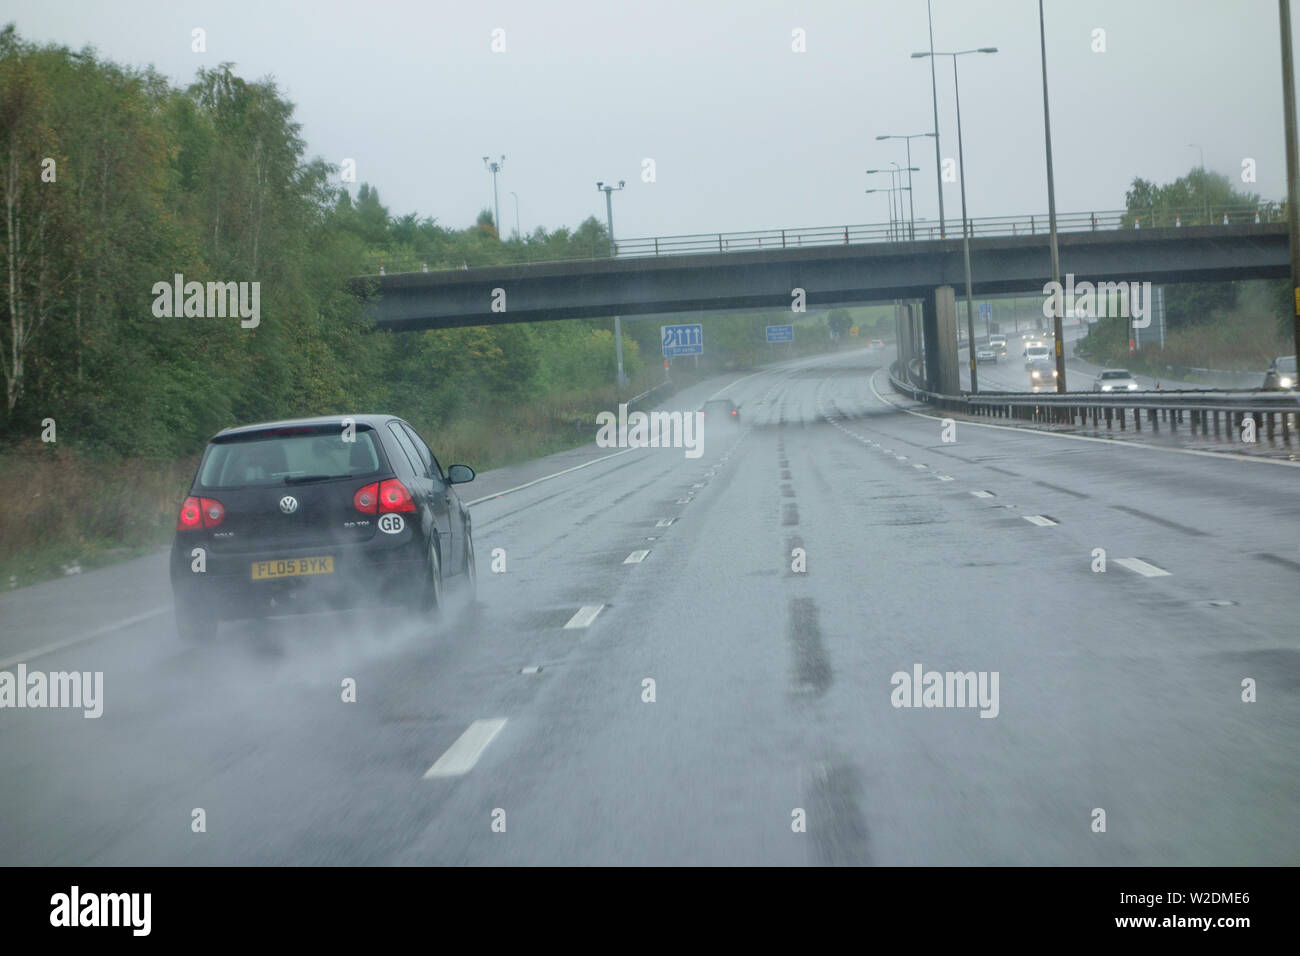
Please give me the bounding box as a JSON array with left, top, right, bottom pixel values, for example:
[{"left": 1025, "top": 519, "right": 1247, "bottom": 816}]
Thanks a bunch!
[{"left": 1, "top": 348, "right": 1297, "bottom": 864}]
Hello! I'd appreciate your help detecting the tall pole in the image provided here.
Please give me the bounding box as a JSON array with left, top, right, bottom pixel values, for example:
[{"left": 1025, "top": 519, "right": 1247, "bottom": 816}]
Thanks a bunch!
[
  {"left": 510, "top": 191, "right": 520, "bottom": 239},
  {"left": 905, "top": 139, "right": 917, "bottom": 240},
  {"left": 598, "top": 180, "right": 628, "bottom": 387},
  {"left": 482, "top": 155, "right": 505, "bottom": 234},
  {"left": 1281, "top": 0, "right": 1300, "bottom": 366},
  {"left": 1039, "top": 1, "right": 1066, "bottom": 391},
  {"left": 926, "top": 0, "right": 945, "bottom": 238},
  {"left": 953, "top": 56, "right": 978, "bottom": 392}
]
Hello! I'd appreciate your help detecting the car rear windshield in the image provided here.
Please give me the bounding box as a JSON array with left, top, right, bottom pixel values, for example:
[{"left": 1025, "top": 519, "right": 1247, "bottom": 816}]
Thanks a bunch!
[
  {"left": 1278, "top": 356, "right": 1297, "bottom": 372},
  {"left": 1101, "top": 370, "right": 1130, "bottom": 379},
  {"left": 198, "top": 426, "right": 383, "bottom": 488}
]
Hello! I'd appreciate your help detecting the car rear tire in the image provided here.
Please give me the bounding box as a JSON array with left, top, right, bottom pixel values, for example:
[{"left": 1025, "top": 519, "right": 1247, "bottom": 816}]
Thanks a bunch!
[
  {"left": 462, "top": 533, "right": 477, "bottom": 601},
  {"left": 410, "top": 543, "right": 443, "bottom": 621}
]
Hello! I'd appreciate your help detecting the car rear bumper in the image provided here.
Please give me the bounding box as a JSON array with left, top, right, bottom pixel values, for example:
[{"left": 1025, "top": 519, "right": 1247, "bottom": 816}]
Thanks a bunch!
[{"left": 170, "top": 534, "right": 426, "bottom": 619}]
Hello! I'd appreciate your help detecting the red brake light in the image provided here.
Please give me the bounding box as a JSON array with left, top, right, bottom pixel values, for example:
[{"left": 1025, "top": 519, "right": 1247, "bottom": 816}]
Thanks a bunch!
[
  {"left": 178, "top": 496, "right": 202, "bottom": 531},
  {"left": 731, "top": 409, "right": 737, "bottom": 415},
  {"left": 353, "top": 482, "right": 379, "bottom": 514},
  {"left": 378, "top": 479, "right": 415, "bottom": 513},
  {"left": 178, "top": 496, "right": 224, "bottom": 530}
]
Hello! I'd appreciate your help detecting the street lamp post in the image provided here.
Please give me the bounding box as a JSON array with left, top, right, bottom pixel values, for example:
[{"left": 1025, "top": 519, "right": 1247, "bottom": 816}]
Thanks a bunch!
[
  {"left": 597, "top": 179, "right": 628, "bottom": 387},
  {"left": 925, "top": 0, "right": 945, "bottom": 238},
  {"left": 1279, "top": 0, "right": 1300, "bottom": 368},
  {"left": 877, "top": 134, "right": 934, "bottom": 240},
  {"left": 866, "top": 170, "right": 897, "bottom": 237},
  {"left": 865, "top": 188, "right": 892, "bottom": 238},
  {"left": 482, "top": 155, "right": 505, "bottom": 235},
  {"left": 1039, "top": 0, "right": 1066, "bottom": 392},
  {"left": 509, "top": 191, "right": 521, "bottom": 240},
  {"left": 912, "top": 47, "right": 998, "bottom": 393}
]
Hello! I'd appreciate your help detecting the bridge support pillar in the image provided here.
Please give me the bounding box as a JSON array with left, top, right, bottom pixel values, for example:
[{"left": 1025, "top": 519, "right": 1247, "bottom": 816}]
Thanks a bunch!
[{"left": 923, "top": 286, "right": 961, "bottom": 395}]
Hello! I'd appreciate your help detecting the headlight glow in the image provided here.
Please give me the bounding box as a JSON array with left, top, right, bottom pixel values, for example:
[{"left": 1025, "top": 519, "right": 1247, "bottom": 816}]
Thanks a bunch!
[{"left": 1281, "top": 376, "right": 1294, "bottom": 388}]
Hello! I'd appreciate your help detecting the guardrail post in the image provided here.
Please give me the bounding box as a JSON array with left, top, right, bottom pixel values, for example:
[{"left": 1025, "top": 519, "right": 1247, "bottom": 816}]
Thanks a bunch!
[
  {"left": 781, "top": 229, "right": 786, "bottom": 248},
  {"left": 718, "top": 234, "right": 723, "bottom": 252},
  {"left": 1267, "top": 411, "right": 1276, "bottom": 442},
  {"left": 1284, "top": 411, "right": 1292, "bottom": 444},
  {"left": 1134, "top": 406, "right": 1141, "bottom": 431},
  {"left": 654, "top": 238, "right": 659, "bottom": 256},
  {"left": 1031, "top": 216, "right": 1036, "bottom": 235}
]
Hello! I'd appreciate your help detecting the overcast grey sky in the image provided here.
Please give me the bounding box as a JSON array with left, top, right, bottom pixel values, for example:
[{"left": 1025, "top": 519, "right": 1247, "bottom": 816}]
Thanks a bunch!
[{"left": 6, "top": 0, "right": 1295, "bottom": 239}]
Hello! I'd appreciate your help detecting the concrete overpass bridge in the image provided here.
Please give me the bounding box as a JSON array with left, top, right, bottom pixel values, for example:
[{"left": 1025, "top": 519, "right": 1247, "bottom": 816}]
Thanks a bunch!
[{"left": 348, "top": 208, "right": 1287, "bottom": 394}]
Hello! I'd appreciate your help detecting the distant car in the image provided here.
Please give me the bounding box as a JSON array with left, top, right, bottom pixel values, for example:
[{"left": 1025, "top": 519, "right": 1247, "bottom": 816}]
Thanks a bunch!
[
  {"left": 169, "top": 415, "right": 477, "bottom": 641},
  {"left": 1027, "top": 360, "right": 1057, "bottom": 389},
  {"left": 869, "top": 339, "right": 885, "bottom": 349},
  {"left": 1263, "top": 355, "right": 1296, "bottom": 391},
  {"left": 989, "top": 336, "right": 1007, "bottom": 354},
  {"left": 1094, "top": 369, "right": 1139, "bottom": 392},
  {"left": 975, "top": 345, "right": 997, "bottom": 365},
  {"left": 702, "top": 398, "right": 740, "bottom": 422},
  {"left": 1024, "top": 345, "right": 1051, "bottom": 367}
]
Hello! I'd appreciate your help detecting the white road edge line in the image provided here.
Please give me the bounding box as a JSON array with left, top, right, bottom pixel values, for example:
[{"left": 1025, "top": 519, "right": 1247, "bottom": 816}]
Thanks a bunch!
[
  {"left": 655, "top": 518, "right": 675, "bottom": 527},
  {"left": 1114, "top": 557, "right": 1172, "bottom": 577},
  {"left": 623, "top": 550, "right": 650, "bottom": 564},
  {"left": 1022, "top": 515, "right": 1058, "bottom": 526},
  {"left": 423, "top": 718, "right": 508, "bottom": 779},
  {"left": 564, "top": 604, "right": 605, "bottom": 629},
  {"left": 0, "top": 606, "right": 170, "bottom": 670},
  {"left": 466, "top": 446, "right": 642, "bottom": 506},
  {"left": 970, "top": 490, "right": 996, "bottom": 498}
]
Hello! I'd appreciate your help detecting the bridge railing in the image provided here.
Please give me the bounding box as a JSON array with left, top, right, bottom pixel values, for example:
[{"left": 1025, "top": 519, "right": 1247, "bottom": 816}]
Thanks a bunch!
[
  {"left": 888, "top": 362, "right": 1300, "bottom": 444},
  {"left": 358, "top": 205, "right": 1284, "bottom": 276}
]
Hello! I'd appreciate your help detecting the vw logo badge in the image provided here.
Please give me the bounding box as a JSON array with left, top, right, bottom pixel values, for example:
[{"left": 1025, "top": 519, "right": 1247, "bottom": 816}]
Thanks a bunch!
[{"left": 279, "top": 495, "right": 299, "bottom": 515}]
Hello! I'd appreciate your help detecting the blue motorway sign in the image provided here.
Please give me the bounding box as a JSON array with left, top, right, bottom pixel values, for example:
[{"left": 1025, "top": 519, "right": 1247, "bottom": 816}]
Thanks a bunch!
[
  {"left": 979, "top": 302, "right": 991, "bottom": 318},
  {"left": 766, "top": 325, "right": 794, "bottom": 343},
  {"left": 662, "top": 323, "right": 704, "bottom": 357}
]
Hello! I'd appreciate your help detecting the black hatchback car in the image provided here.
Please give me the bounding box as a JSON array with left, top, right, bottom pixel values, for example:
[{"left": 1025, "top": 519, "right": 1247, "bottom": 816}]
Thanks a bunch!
[{"left": 170, "top": 415, "right": 476, "bottom": 640}]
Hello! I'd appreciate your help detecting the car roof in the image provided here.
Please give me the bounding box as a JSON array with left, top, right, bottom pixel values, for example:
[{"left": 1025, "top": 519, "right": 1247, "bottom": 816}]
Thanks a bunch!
[
  {"left": 1100, "top": 369, "right": 1132, "bottom": 375},
  {"left": 214, "top": 414, "right": 400, "bottom": 439}
]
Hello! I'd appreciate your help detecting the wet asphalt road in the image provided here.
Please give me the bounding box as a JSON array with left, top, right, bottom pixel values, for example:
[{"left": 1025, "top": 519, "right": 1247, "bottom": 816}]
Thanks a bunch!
[{"left": 1, "top": 348, "right": 1297, "bottom": 865}]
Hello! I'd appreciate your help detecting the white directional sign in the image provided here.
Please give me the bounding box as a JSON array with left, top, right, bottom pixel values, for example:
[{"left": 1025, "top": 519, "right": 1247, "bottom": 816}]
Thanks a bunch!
[
  {"left": 766, "top": 325, "right": 794, "bottom": 343},
  {"left": 662, "top": 323, "right": 704, "bottom": 357}
]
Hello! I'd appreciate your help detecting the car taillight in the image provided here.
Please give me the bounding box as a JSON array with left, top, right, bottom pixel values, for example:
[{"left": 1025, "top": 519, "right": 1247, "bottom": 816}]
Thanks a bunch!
[
  {"left": 731, "top": 409, "right": 737, "bottom": 415},
  {"left": 354, "top": 482, "right": 378, "bottom": 514},
  {"left": 178, "top": 496, "right": 224, "bottom": 530},
  {"left": 178, "top": 496, "right": 202, "bottom": 531},
  {"left": 378, "top": 478, "right": 415, "bottom": 513}
]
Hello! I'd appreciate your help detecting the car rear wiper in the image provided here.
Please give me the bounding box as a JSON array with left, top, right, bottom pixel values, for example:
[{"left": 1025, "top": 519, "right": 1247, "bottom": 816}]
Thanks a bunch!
[{"left": 283, "top": 473, "right": 353, "bottom": 485}]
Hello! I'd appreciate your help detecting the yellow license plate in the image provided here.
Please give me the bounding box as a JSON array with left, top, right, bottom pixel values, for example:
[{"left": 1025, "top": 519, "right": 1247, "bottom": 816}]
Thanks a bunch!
[{"left": 251, "top": 556, "right": 334, "bottom": 580}]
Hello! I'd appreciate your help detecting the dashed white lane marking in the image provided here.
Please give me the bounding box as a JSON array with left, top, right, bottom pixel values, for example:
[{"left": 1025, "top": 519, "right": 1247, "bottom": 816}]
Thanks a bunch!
[
  {"left": 1022, "top": 514, "right": 1058, "bottom": 526},
  {"left": 564, "top": 604, "right": 606, "bottom": 629},
  {"left": 676, "top": 497, "right": 691, "bottom": 504},
  {"left": 624, "top": 550, "right": 650, "bottom": 564},
  {"left": 655, "top": 518, "right": 675, "bottom": 527},
  {"left": 0, "top": 605, "right": 170, "bottom": 670},
  {"left": 521, "top": 665, "right": 542, "bottom": 674},
  {"left": 913, "top": 463, "right": 928, "bottom": 470},
  {"left": 423, "top": 718, "right": 508, "bottom": 778},
  {"left": 1114, "top": 557, "right": 1172, "bottom": 577},
  {"left": 970, "top": 490, "right": 996, "bottom": 498},
  {"left": 936, "top": 475, "right": 954, "bottom": 481}
]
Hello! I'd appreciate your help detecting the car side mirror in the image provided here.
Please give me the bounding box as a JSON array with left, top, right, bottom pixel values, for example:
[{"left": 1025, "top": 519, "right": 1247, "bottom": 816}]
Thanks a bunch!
[{"left": 447, "top": 464, "right": 475, "bottom": 484}]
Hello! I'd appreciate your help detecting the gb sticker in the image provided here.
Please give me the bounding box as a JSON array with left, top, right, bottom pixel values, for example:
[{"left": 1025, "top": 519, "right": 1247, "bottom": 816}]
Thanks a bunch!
[{"left": 378, "top": 513, "right": 406, "bottom": 534}]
